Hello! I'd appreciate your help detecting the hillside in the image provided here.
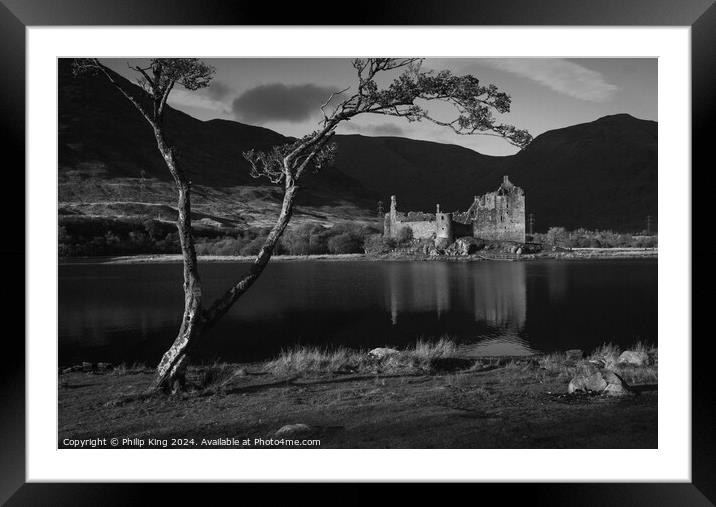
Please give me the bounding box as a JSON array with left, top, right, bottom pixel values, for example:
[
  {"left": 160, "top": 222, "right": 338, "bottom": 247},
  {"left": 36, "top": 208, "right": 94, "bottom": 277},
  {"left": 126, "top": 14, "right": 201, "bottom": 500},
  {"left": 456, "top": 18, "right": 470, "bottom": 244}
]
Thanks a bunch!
[
  {"left": 331, "top": 114, "right": 657, "bottom": 231},
  {"left": 59, "top": 59, "right": 657, "bottom": 232}
]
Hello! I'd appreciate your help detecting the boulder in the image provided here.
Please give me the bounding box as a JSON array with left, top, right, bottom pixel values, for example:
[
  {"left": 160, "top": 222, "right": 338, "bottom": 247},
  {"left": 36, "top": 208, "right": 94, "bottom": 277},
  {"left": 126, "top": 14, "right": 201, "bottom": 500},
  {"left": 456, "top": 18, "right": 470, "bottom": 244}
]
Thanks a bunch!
[
  {"left": 618, "top": 350, "right": 649, "bottom": 366},
  {"left": 434, "top": 237, "right": 451, "bottom": 250},
  {"left": 446, "top": 237, "right": 483, "bottom": 256},
  {"left": 368, "top": 347, "right": 399, "bottom": 360},
  {"left": 275, "top": 424, "right": 312, "bottom": 437},
  {"left": 568, "top": 371, "right": 607, "bottom": 393},
  {"left": 568, "top": 369, "right": 631, "bottom": 396}
]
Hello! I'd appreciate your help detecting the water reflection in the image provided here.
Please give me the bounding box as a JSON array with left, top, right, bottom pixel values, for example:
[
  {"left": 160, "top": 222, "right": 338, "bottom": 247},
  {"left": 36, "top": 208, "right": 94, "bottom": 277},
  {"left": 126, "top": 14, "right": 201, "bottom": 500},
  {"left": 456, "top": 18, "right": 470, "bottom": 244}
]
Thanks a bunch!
[
  {"left": 385, "top": 262, "right": 529, "bottom": 355},
  {"left": 58, "top": 260, "right": 657, "bottom": 366}
]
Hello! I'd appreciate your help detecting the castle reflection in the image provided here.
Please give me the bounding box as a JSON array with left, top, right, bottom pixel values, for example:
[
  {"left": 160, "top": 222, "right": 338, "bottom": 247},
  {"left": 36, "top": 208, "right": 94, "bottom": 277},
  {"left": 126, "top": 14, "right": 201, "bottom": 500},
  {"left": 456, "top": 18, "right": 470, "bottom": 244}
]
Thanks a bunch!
[{"left": 385, "top": 262, "right": 531, "bottom": 354}]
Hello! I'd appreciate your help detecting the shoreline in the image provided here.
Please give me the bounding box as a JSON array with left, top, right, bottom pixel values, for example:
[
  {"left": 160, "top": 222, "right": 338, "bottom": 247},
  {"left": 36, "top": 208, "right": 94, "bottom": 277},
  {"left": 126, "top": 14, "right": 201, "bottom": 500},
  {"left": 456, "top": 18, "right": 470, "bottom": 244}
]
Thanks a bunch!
[
  {"left": 58, "top": 342, "right": 658, "bottom": 449},
  {"left": 61, "top": 248, "right": 658, "bottom": 265}
]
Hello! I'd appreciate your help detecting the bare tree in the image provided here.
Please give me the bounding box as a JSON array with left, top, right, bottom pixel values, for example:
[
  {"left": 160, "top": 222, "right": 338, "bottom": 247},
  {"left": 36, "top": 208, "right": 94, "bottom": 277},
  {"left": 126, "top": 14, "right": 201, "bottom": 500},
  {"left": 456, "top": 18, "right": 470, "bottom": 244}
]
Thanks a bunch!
[
  {"left": 74, "top": 58, "right": 531, "bottom": 394},
  {"left": 73, "top": 58, "right": 215, "bottom": 393}
]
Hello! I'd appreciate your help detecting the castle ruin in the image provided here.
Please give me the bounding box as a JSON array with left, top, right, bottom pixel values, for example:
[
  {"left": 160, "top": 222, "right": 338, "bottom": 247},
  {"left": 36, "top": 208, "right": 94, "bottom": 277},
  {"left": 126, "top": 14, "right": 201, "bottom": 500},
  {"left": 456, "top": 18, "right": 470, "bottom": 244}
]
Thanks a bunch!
[{"left": 384, "top": 175, "right": 526, "bottom": 244}]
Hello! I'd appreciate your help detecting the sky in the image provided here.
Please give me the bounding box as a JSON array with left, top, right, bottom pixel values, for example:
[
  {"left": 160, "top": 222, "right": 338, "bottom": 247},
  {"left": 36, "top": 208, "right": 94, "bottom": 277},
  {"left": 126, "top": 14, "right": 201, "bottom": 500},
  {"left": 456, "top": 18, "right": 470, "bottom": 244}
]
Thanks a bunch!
[{"left": 105, "top": 58, "right": 657, "bottom": 156}]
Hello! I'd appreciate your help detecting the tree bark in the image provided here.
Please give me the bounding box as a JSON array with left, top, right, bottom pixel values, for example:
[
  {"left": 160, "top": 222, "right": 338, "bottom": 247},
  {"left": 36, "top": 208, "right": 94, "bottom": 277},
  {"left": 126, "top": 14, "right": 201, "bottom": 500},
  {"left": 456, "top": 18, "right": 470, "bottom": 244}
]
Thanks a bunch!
[{"left": 147, "top": 129, "right": 204, "bottom": 393}]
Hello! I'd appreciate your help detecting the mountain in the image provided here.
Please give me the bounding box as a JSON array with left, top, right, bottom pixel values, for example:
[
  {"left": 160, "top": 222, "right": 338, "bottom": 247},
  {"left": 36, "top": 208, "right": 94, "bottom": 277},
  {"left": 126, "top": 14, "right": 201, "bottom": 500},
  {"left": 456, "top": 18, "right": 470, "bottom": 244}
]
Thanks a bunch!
[
  {"left": 331, "top": 114, "right": 657, "bottom": 231},
  {"left": 58, "top": 60, "right": 372, "bottom": 210},
  {"left": 58, "top": 59, "right": 657, "bottom": 232}
]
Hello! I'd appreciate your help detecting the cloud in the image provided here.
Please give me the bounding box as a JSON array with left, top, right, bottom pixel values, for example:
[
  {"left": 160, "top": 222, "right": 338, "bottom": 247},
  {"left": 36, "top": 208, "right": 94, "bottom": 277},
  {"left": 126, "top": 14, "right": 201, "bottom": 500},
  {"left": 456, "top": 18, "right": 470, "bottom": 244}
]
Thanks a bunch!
[
  {"left": 204, "top": 80, "right": 233, "bottom": 101},
  {"left": 340, "top": 122, "right": 405, "bottom": 137},
  {"left": 480, "top": 59, "right": 618, "bottom": 102},
  {"left": 167, "top": 89, "right": 231, "bottom": 114},
  {"left": 232, "top": 83, "right": 344, "bottom": 124}
]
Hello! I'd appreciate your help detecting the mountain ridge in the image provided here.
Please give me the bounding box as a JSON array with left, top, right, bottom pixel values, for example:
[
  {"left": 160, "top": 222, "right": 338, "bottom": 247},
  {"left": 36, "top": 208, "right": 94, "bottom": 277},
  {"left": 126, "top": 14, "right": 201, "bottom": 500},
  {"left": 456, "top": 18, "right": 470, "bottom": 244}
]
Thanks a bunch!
[{"left": 58, "top": 59, "right": 657, "bottom": 232}]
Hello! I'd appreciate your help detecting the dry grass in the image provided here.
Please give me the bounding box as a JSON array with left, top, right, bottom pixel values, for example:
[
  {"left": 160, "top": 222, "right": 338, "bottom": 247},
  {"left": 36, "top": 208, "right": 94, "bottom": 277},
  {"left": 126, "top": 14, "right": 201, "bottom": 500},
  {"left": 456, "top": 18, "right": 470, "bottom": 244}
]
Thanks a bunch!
[
  {"left": 588, "top": 343, "right": 623, "bottom": 369},
  {"left": 112, "top": 362, "right": 149, "bottom": 376},
  {"left": 195, "top": 362, "right": 246, "bottom": 390},
  {"left": 409, "top": 338, "right": 458, "bottom": 360},
  {"left": 264, "top": 339, "right": 657, "bottom": 385},
  {"left": 266, "top": 347, "right": 366, "bottom": 376},
  {"left": 265, "top": 338, "right": 462, "bottom": 377}
]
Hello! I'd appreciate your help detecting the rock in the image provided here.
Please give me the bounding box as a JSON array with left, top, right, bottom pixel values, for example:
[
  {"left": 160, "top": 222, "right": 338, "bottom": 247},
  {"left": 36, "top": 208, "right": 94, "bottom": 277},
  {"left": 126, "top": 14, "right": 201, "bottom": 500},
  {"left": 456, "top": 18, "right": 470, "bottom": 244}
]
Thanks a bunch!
[
  {"left": 618, "top": 350, "right": 649, "bottom": 366},
  {"left": 568, "top": 371, "right": 607, "bottom": 393},
  {"left": 81, "top": 362, "right": 94, "bottom": 372},
  {"left": 96, "top": 362, "right": 112, "bottom": 371},
  {"left": 445, "top": 237, "right": 483, "bottom": 256},
  {"left": 568, "top": 369, "right": 631, "bottom": 396},
  {"left": 515, "top": 247, "right": 523, "bottom": 255},
  {"left": 601, "top": 371, "right": 632, "bottom": 396},
  {"left": 368, "top": 347, "right": 399, "bottom": 360},
  {"left": 434, "top": 237, "right": 451, "bottom": 250},
  {"left": 565, "top": 349, "right": 583, "bottom": 361},
  {"left": 275, "top": 424, "right": 312, "bottom": 437}
]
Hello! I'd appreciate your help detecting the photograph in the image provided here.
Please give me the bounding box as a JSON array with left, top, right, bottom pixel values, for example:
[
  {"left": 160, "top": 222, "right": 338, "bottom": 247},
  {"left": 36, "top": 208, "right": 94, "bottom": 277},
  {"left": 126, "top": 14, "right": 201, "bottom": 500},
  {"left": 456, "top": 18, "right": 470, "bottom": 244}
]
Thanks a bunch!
[
  {"left": 57, "top": 56, "right": 659, "bottom": 450},
  {"left": 2, "top": 0, "right": 708, "bottom": 497}
]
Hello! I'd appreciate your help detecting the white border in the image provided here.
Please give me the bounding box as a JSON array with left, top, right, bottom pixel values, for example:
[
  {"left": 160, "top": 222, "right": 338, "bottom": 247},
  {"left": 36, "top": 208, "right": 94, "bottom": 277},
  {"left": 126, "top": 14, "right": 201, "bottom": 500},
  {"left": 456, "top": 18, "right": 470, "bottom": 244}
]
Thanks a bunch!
[{"left": 27, "top": 27, "right": 691, "bottom": 482}]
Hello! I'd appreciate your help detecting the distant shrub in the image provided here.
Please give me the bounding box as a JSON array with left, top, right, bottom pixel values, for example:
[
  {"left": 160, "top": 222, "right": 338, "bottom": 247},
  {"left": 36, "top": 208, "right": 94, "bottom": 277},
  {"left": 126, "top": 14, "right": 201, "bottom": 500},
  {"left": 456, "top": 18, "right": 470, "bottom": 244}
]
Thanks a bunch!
[
  {"left": 57, "top": 214, "right": 385, "bottom": 258},
  {"left": 364, "top": 234, "right": 395, "bottom": 254},
  {"left": 327, "top": 232, "right": 362, "bottom": 254},
  {"left": 195, "top": 237, "right": 243, "bottom": 256},
  {"left": 545, "top": 226, "right": 568, "bottom": 246},
  {"left": 239, "top": 235, "right": 268, "bottom": 256},
  {"left": 533, "top": 227, "right": 658, "bottom": 249}
]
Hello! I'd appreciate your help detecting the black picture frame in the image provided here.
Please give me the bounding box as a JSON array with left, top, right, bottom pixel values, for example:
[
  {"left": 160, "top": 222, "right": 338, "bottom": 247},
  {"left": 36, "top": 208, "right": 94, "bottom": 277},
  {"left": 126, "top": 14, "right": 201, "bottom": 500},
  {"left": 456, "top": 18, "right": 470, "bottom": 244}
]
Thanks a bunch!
[{"left": 2, "top": 0, "right": 709, "bottom": 503}]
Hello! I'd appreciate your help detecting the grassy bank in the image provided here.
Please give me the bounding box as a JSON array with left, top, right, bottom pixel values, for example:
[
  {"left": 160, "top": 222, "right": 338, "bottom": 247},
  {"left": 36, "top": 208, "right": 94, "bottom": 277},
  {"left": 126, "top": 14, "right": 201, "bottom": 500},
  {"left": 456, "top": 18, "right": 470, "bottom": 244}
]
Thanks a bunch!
[{"left": 59, "top": 341, "right": 657, "bottom": 449}]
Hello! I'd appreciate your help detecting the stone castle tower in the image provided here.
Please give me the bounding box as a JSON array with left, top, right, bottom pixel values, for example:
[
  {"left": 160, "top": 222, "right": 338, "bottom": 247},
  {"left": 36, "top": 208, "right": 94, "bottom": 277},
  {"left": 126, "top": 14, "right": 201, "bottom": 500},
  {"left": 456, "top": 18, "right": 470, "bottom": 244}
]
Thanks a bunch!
[
  {"left": 435, "top": 204, "right": 454, "bottom": 246},
  {"left": 467, "top": 175, "right": 525, "bottom": 243}
]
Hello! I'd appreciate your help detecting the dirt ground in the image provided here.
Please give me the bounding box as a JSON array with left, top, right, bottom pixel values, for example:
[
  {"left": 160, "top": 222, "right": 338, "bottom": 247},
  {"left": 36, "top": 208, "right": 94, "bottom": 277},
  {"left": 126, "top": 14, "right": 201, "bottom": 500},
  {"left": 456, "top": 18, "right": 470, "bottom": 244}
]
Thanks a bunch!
[{"left": 58, "top": 360, "right": 657, "bottom": 449}]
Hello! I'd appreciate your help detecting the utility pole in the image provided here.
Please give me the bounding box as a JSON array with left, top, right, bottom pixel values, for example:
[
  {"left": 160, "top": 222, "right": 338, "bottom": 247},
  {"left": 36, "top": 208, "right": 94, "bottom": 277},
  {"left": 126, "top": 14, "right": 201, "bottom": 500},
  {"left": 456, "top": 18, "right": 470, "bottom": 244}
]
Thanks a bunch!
[{"left": 528, "top": 213, "right": 534, "bottom": 235}]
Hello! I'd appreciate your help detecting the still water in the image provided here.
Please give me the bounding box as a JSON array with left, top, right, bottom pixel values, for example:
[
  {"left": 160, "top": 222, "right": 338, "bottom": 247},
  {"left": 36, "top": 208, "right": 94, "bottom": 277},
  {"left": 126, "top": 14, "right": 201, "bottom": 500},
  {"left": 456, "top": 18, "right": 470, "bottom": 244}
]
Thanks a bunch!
[{"left": 58, "top": 259, "right": 657, "bottom": 366}]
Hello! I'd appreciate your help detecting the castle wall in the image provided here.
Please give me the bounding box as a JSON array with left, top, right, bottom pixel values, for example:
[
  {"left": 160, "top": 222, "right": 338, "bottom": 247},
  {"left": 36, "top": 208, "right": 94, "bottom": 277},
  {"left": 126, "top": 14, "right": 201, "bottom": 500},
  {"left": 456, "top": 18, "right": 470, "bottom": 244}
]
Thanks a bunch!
[
  {"left": 383, "top": 216, "right": 436, "bottom": 240},
  {"left": 471, "top": 177, "right": 525, "bottom": 242},
  {"left": 401, "top": 220, "right": 435, "bottom": 239},
  {"left": 384, "top": 176, "right": 526, "bottom": 244},
  {"left": 385, "top": 195, "right": 437, "bottom": 240}
]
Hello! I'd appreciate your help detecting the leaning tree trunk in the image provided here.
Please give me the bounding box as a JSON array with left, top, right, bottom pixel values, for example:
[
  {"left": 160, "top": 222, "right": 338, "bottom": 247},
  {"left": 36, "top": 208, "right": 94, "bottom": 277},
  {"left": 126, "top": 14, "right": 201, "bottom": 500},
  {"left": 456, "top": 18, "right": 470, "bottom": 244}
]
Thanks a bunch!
[
  {"left": 147, "top": 168, "right": 298, "bottom": 393},
  {"left": 202, "top": 180, "right": 298, "bottom": 327},
  {"left": 147, "top": 131, "right": 204, "bottom": 393}
]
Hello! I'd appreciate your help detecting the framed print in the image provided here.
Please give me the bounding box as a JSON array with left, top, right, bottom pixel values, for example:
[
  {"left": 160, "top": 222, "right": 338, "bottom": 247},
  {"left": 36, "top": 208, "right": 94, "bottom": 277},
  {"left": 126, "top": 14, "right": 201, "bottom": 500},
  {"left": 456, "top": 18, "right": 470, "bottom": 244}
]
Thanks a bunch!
[{"left": 2, "top": 0, "right": 711, "bottom": 503}]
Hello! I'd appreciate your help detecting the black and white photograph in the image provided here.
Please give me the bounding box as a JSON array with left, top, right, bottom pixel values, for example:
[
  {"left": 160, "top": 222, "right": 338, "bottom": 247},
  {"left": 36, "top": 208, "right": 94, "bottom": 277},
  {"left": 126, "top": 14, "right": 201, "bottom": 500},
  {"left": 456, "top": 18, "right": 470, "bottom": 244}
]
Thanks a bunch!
[
  {"left": 2, "top": 0, "right": 708, "bottom": 496},
  {"left": 57, "top": 56, "right": 659, "bottom": 449}
]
